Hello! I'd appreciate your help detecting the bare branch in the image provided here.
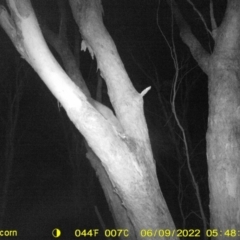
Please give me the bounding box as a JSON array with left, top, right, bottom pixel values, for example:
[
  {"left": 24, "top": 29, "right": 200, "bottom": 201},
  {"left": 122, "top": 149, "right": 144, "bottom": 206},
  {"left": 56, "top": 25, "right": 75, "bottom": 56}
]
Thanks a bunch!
[
  {"left": 210, "top": 0, "right": 217, "bottom": 39},
  {"left": 187, "top": 0, "right": 212, "bottom": 37},
  {"left": 41, "top": 24, "right": 91, "bottom": 98},
  {"left": 69, "top": 0, "right": 150, "bottom": 144},
  {"left": 167, "top": 0, "right": 210, "bottom": 74}
]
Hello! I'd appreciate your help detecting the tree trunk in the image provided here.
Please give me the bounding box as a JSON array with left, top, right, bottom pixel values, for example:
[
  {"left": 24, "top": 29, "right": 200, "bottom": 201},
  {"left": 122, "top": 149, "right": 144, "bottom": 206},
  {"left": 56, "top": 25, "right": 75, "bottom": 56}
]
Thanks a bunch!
[
  {"left": 207, "top": 53, "right": 240, "bottom": 230},
  {"left": 0, "top": 0, "right": 177, "bottom": 239},
  {"left": 207, "top": 0, "right": 240, "bottom": 229},
  {"left": 170, "top": 0, "right": 240, "bottom": 232}
]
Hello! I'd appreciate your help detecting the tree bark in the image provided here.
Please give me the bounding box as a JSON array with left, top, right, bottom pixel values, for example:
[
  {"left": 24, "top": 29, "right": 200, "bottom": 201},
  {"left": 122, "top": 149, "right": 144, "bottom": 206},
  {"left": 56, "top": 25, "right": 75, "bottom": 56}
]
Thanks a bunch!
[
  {"left": 170, "top": 0, "right": 240, "bottom": 232},
  {"left": 207, "top": 0, "right": 240, "bottom": 230},
  {"left": 0, "top": 0, "right": 177, "bottom": 239}
]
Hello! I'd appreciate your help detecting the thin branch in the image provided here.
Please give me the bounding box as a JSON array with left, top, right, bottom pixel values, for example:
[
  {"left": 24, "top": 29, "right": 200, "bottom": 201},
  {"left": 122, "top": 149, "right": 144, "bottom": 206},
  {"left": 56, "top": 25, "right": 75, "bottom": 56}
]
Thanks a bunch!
[
  {"left": 159, "top": 0, "right": 208, "bottom": 235},
  {"left": 187, "top": 0, "right": 213, "bottom": 37},
  {"left": 167, "top": 0, "right": 210, "bottom": 74},
  {"left": 210, "top": 0, "right": 217, "bottom": 39}
]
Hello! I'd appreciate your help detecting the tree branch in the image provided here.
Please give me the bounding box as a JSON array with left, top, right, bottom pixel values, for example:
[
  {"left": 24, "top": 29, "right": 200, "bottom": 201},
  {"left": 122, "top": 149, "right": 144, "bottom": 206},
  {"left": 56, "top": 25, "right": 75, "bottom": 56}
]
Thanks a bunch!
[
  {"left": 167, "top": 0, "right": 210, "bottom": 74},
  {"left": 69, "top": 0, "right": 151, "bottom": 146}
]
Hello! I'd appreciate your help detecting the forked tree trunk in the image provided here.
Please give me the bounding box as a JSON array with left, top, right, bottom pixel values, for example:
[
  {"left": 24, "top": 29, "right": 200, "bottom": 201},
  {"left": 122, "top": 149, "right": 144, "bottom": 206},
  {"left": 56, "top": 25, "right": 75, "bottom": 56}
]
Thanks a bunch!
[
  {"left": 0, "top": 0, "right": 177, "bottom": 239},
  {"left": 171, "top": 0, "right": 240, "bottom": 232}
]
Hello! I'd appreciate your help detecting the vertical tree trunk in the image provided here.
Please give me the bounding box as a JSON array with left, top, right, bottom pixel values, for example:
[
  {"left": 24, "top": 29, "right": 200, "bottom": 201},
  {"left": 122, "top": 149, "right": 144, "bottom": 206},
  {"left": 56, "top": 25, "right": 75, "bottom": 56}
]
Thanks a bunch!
[
  {"left": 207, "top": 53, "right": 240, "bottom": 230},
  {"left": 170, "top": 0, "right": 240, "bottom": 232},
  {"left": 206, "top": 1, "right": 240, "bottom": 228}
]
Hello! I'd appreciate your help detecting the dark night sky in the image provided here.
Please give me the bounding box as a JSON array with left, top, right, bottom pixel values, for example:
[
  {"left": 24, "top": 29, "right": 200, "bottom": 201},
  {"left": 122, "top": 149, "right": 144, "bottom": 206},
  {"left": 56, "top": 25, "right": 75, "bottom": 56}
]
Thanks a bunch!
[{"left": 0, "top": 0, "right": 227, "bottom": 239}]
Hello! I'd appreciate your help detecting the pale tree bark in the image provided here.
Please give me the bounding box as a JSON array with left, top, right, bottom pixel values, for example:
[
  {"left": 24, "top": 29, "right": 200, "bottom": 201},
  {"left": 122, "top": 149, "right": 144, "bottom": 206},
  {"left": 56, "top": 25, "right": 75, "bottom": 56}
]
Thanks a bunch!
[
  {"left": 0, "top": 0, "right": 177, "bottom": 239},
  {"left": 170, "top": 0, "right": 240, "bottom": 233},
  {"left": 41, "top": 0, "right": 140, "bottom": 233}
]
